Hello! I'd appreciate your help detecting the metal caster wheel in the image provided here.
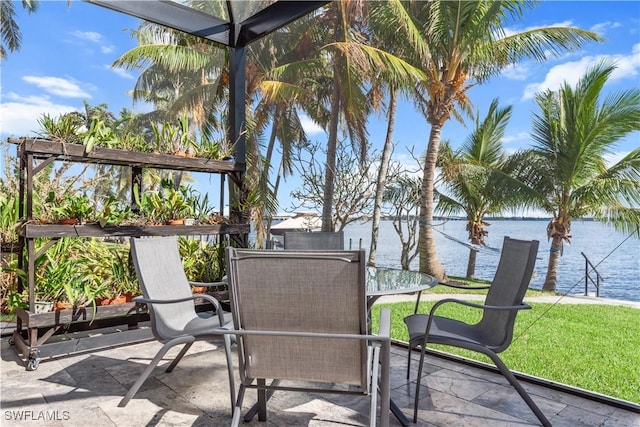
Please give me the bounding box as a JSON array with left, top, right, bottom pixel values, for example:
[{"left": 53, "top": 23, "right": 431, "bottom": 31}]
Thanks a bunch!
[{"left": 26, "top": 351, "right": 40, "bottom": 371}]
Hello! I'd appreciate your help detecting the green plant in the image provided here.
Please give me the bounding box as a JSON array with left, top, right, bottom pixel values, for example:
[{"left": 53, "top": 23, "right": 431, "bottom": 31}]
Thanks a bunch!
[
  {"left": 96, "top": 196, "right": 136, "bottom": 227},
  {"left": 103, "top": 243, "right": 139, "bottom": 298},
  {"left": 49, "top": 192, "right": 94, "bottom": 223},
  {"left": 151, "top": 115, "right": 197, "bottom": 155},
  {"left": 134, "top": 185, "right": 166, "bottom": 224},
  {"left": 178, "top": 237, "right": 225, "bottom": 282},
  {"left": 82, "top": 118, "right": 119, "bottom": 153},
  {"left": 0, "top": 193, "right": 20, "bottom": 244},
  {"left": 36, "top": 113, "right": 83, "bottom": 144},
  {"left": 162, "top": 185, "right": 193, "bottom": 221},
  {"left": 189, "top": 191, "right": 215, "bottom": 221}
]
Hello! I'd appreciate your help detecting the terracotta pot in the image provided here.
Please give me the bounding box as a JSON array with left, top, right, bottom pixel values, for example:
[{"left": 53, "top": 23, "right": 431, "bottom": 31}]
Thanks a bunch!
[
  {"left": 96, "top": 297, "right": 111, "bottom": 306},
  {"left": 57, "top": 218, "right": 78, "bottom": 225},
  {"left": 192, "top": 286, "right": 208, "bottom": 294},
  {"left": 109, "top": 295, "right": 127, "bottom": 305},
  {"left": 123, "top": 292, "right": 136, "bottom": 302},
  {"left": 166, "top": 219, "right": 185, "bottom": 225},
  {"left": 54, "top": 301, "right": 74, "bottom": 311}
]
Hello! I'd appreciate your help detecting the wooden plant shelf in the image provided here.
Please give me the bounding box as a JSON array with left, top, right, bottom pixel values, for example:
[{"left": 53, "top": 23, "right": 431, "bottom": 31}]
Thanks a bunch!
[
  {"left": 8, "top": 138, "right": 245, "bottom": 172},
  {"left": 21, "top": 223, "right": 250, "bottom": 238}
]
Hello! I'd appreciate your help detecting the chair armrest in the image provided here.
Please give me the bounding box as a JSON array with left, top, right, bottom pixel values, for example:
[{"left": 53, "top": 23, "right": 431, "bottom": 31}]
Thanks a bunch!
[
  {"left": 436, "top": 281, "right": 490, "bottom": 290},
  {"left": 133, "top": 295, "right": 200, "bottom": 305},
  {"left": 428, "top": 297, "right": 531, "bottom": 317},
  {"left": 133, "top": 294, "right": 227, "bottom": 326}
]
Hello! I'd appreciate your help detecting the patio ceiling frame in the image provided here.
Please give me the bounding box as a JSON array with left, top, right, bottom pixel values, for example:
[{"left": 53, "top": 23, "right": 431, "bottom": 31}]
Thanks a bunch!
[{"left": 86, "top": 0, "right": 330, "bottom": 165}]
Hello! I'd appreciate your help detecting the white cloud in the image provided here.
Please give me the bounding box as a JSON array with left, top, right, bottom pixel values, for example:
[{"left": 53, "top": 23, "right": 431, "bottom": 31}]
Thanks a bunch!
[
  {"left": 300, "top": 114, "right": 325, "bottom": 136},
  {"left": 0, "top": 93, "right": 78, "bottom": 137},
  {"left": 501, "top": 63, "right": 531, "bottom": 81},
  {"left": 22, "top": 76, "right": 91, "bottom": 98},
  {"left": 522, "top": 44, "right": 640, "bottom": 100},
  {"left": 71, "top": 30, "right": 114, "bottom": 55},
  {"left": 501, "top": 131, "right": 530, "bottom": 145},
  {"left": 72, "top": 30, "right": 102, "bottom": 43},
  {"left": 590, "top": 21, "right": 622, "bottom": 35}
]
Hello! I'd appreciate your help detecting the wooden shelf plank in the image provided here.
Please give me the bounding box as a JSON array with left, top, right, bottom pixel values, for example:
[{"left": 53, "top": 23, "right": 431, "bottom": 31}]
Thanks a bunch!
[
  {"left": 8, "top": 138, "right": 245, "bottom": 173},
  {"left": 21, "top": 223, "right": 250, "bottom": 238}
]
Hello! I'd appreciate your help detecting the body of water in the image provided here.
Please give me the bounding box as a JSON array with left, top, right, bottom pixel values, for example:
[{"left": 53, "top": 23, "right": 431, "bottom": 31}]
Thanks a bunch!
[{"left": 342, "top": 219, "right": 639, "bottom": 302}]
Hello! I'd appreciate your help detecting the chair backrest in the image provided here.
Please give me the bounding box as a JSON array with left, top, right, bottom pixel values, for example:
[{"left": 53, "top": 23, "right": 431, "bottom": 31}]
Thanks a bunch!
[
  {"left": 226, "top": 248, "right": 367, "bottom": 387},
  {"left": 283, "top": 231, "right": 344, "bottom": 250},
  {"left": 478, "top": 237, "right": 539, "bottom": 352},
  {"left": 130, "top": 236, "right": 198, "bottom": 340}
]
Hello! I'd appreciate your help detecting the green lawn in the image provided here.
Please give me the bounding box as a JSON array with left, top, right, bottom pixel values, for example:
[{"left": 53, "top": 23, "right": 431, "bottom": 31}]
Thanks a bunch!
[{"left": 371, "top": 298, "right": 640, "bottom": 404}]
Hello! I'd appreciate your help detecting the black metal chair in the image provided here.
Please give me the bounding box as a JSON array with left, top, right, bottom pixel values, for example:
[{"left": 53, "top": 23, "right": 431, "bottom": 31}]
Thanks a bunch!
[
  {"left": 404, "top": 237, "right": 550, "bottom": 426},
  {"left": 283, "top": 231, "right": 344, "bottom": 250}
]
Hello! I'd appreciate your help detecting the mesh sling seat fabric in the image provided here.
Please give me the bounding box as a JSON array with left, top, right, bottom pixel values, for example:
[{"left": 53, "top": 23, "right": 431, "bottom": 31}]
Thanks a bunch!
[
  {"left": 122, "top": 236, "right": 235, "bottom": 411},
  {"left": 283, "top": 231, "right": 344, "bottom": 249},
  {"left": 404, "top": 237, "right": 551, "bottom": 426},
  {"left": 225, "top": 248, "right": 391, "bottom": 427}
]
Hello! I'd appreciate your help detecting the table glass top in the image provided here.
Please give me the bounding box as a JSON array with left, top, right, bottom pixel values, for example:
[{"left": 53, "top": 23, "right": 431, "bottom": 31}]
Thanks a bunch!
[{"left": 365, "top": 267, "right": 437, "bottom": 296}]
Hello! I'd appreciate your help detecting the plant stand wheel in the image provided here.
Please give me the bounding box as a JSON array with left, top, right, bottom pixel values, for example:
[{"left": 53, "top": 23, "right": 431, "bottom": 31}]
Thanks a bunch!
[{"left": 26, "top": 349, "right": 41, "bottom": 371}]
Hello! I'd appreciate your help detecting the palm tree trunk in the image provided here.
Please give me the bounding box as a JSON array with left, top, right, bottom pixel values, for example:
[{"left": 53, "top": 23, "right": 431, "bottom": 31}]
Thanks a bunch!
[
  {"left": 543, "top": 235, "right": 563, "bottom": 291},
  {"left": 419, "top": 123, "right": 446, "bottom": 280},
  {"left": 321, "top": 70, "right": 341, "bottom": 232},
  {"left": 368, "top": 90, "right": 397, "bottom": 266},
  {"left": 466, "top": 248, "right": 477, "bottom": 278}
]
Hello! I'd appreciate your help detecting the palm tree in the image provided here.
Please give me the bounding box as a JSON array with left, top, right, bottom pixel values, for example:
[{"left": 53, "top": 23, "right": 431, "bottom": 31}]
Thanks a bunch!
[
  {"left": 505, "top": 61, "right": 640, "bottom": 291},
  {"left": 393, "top": 0, "right": 600, "bottom": 280},
  {"left": 0, "top": 0, "right": 38, "bottom": 60},
  {"left": 436, "top": 98, "right": 515, "bottom": 277},
  {"left": 311, "top": 1, "right": 425, "bottom": 231}
]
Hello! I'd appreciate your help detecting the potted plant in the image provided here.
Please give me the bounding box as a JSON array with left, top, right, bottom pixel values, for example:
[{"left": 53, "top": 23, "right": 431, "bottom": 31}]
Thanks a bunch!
[
  {"left": 151, "top": 115, "right": 197, "bottom": 156},
  {"left": 96, "top": 196, "right": 136, "bottom": 227},
  {"left": 0, "top": 193, "right": 21, "bottom": 255},
  {"left": 49, "top": 193, "right": 94, "bottom": 225}
]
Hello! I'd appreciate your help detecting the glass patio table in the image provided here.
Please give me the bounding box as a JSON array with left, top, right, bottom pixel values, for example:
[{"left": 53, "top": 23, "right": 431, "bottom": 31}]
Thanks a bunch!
[
  {"left": 366, "top": 266, "right": 437, "bottom": 426},
  {"left": 366, "top": 266, "right": 438, "bottom": 312}
]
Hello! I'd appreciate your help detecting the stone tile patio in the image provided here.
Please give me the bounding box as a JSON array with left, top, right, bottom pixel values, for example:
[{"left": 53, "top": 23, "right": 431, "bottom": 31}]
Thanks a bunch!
[{"left": 1, "top": 326, "right": 638, "bottom": 427}]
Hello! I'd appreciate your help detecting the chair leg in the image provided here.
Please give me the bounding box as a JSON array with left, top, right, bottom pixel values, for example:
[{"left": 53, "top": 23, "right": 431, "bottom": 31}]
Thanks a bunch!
[
  {"left": 370, "top": 345, "right": 380, "bottom": 427},
  {"left": 230, "top": 385, "right": 246, "bottom": 427},
  {"left": 119, "top": 336, "right": 195, "bottom": 407},
  {"left": 413, "top": 344, "right": 428, "bottom": 423},
  {"left": 165, "top": 341, "right": 193, "bottom": 373},
  {"left": 487, "top": 352, "right": 551, "bottom": 427},
  {"left": 223, "top": 334, "right": 236, "bottom": 416},
  {"left": 406, "top": 346, "right": 412, "bottom": 379}
]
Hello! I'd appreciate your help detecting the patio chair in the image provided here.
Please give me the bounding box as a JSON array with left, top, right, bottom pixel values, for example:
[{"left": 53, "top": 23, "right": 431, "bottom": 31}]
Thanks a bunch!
[
  {"left": 283, "top": 231, "right": 344, "bottom": 249},
  {"left": 404, "top": 237, "right": 550, "bottom": 426},
  {"left": 225, "top": 248, "right": 391, "bottom": 427},
  {"left": 121, "top": 236, "right": 235, "bottom": 411}
]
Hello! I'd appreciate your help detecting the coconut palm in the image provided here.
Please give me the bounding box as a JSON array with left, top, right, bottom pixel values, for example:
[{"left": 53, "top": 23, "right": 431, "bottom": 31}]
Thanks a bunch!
[
  {"left": 393, "top": 0, "right": 600, "bottom": 280},
  {"left": 311, "top": 1, "right": 425, "bottom": 231},
  {"left": 0, "top": 0, "right": 38, "bottom": 60},
  {"left": 436, "top": 98, "right": 515, "bottom": 277},
  {"left": 504, "top": 61, "right": 640, "bottom": 291}
]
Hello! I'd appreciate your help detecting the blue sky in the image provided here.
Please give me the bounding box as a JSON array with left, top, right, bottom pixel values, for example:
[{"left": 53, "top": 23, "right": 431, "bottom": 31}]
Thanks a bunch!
[{"left": 1, "top": 1, "right": 639, "bottom": 215}]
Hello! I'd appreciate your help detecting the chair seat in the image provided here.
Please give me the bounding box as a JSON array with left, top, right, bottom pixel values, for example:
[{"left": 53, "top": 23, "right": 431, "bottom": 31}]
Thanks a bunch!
[
  {"left": 162, "top": 316, "right": 233, "bottom": 340},
  {"left": 404, "top": 313, "right": 488, "bottom": 349}
]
